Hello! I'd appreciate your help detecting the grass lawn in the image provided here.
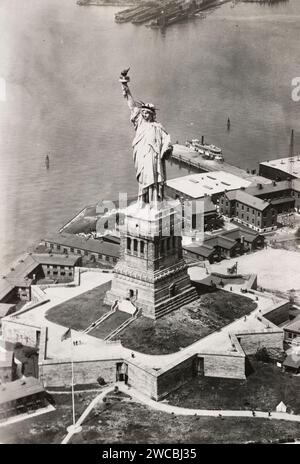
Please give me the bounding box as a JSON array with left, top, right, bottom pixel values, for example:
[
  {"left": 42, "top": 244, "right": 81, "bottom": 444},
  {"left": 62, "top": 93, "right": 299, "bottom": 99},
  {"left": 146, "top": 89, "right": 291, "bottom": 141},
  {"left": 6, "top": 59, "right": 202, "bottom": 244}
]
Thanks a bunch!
[
  {"left": 167, "top": 358, "right": 300, "bottom": 414},
  {"left": 70, "top": 401, "right": 300, "bottom": 444},
  {"left": 89, "top": 311, "right": 131, "bottom": 339},
  {"left": 2, "top": 391, "right": 300, "bottom": 444},
  {"left": 117, "top": 290, "right": 257, "bottom": 354},
  {"left": 0, "top": 391, "right": 98, "bottom": 444},
  {"left": 45, "top": 282, "right": 111, "bottom": 331},
  {"left": 64, "top": 217, "right": 97, "bottom": 234}
]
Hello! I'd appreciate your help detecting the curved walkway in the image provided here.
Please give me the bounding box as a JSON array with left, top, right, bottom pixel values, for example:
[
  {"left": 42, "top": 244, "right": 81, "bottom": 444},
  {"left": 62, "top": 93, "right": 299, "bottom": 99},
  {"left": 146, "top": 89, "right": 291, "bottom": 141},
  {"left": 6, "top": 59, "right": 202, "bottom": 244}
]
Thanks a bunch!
[
  {"left": 61, "top": 382, "right": 300, "bottom": 444},
  {"left": 61, "top": 385, "right": 113, "bottom": 444},
  {"left": 5, "top": 265, "right": 287, "bottom": 371}
]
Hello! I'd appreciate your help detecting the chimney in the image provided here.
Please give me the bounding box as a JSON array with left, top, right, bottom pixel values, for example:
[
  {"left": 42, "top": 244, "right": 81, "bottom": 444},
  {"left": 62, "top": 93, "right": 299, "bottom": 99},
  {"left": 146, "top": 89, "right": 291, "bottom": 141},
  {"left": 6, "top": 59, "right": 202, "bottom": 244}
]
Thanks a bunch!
[
  {"left": 257, "top": 183, "right": 263, "bottom": 190},
  {"left": 201, "top": 135, "right": 204, "bottom": 145},
  {"left": 273, "top": 180, "right": 276, "bottom": 186}
]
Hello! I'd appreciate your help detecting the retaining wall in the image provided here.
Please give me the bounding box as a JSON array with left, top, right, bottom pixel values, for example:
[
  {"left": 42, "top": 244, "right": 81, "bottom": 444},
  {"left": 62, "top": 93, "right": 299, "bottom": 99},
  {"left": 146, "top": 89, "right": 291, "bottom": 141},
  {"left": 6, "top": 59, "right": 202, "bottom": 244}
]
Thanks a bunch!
[
  {"left": 1, "top": 318, "right": 41, "bottom": 348},
  {"left": 236, "top": 330, "right": 284, "bottom": 355}
]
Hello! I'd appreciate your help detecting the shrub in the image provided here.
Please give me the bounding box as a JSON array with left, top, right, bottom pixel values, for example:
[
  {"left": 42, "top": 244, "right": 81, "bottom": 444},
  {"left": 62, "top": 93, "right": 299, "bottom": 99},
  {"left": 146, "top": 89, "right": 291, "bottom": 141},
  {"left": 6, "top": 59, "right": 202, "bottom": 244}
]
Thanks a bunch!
[
  {"left": 97, "top": 376, "right": 106, "bottom": 386},
  {"left": 255, "top": 347, "right": 270, "bottom": 363}
]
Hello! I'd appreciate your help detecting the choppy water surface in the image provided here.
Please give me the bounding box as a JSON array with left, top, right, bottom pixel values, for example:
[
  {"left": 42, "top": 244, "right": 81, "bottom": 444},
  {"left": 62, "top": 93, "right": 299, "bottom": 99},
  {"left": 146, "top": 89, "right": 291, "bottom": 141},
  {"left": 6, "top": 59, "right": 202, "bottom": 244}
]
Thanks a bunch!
[{"left": 0, "top": 0, "right": 299, "bottom": 267}]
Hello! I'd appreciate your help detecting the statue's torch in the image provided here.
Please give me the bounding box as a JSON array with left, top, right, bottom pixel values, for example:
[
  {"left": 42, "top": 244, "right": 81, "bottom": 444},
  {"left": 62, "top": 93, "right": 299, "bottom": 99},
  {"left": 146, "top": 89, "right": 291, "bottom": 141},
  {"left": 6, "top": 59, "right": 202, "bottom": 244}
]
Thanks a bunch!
[{"left": 119, "top": 68, "right": 130, "bottom": 98}]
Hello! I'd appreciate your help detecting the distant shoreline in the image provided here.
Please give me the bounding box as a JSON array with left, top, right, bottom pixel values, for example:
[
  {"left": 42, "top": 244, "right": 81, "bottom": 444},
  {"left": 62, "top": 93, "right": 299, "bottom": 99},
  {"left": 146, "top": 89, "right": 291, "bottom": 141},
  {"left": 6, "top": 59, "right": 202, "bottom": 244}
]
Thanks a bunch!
[
  {"left": 76, "top": 1, "right": 137, "bottom": 5},
  {"left": 76, "top": 0, "right": 289, "bottom": 6}
]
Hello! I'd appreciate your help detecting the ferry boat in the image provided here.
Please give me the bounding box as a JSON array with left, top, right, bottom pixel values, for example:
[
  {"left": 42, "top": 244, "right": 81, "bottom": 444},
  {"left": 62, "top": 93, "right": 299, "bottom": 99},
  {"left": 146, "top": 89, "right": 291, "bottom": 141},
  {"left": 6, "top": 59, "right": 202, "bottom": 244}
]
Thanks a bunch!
[
  {"left": 204, "top": 144, "right": 222, "bottom": 154},
  {"left": 187, "top": 139, "right": 222, "bottom": 154}
]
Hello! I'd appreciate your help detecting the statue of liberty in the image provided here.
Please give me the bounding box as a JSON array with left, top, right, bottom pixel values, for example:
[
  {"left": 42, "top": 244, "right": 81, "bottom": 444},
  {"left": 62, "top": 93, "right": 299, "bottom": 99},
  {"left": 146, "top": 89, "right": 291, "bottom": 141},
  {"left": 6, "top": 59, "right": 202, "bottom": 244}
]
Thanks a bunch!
[{"left": 119, "top": 69, "right": 173, "bottom": 204}]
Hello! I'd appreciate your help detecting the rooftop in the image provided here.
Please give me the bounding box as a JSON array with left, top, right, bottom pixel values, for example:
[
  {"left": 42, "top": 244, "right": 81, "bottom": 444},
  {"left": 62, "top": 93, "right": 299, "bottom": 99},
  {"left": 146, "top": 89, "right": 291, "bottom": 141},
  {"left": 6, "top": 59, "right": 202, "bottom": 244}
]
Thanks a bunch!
[
  {"left": 166, "top": 171, "right": 252, "bottom": 199},
  {"left": 43, "top": 232, "right": 120, "bottom": 258},
  {"left": 0, "top": 280, "right": 15, "bottom": 302},
  {"left": 184, "top": 243, "right": 215, "bottom": 258},
  {"left": 33, "top": 253, "right": 80, "bottom": 267},
  {"left": 221, "top": 227, "right": 262, "bottom": 243},
  {"left": 283, "top": 354, "right": 300, "bottom": 369},
  {"left": 0, "top": 350, "right": 13, "bottom": 369},
  {"left": 260, "top": 156, "right": 300, "bottom": 178},
  {"left": 184, "top": 234, "right": 239, "bottom": 255},
  {"left": 0, "top": 377, "right": 45, "bottom": 405},
  {"left": 245, "top": 180, "right": 292, "bottom": 197},
  {"left": 184, "top": 227, "right": 263, "bottom": 257},
  {"left": 0, "top": 252, "right": 83, "bottom": 302},
  {"left": 270, "top": 197, "right": 295, "bottom": 206},
  {"left": 3, "top": 254, "right": 39, "bottom": 288},
  {"left": 205, "top": 235, "right": 237, "bottom": 250},
  {"left": 0, "top": 303, "right": 15, "bottom": 318},
  {"left": 284, "top": 316, "right": 300, "bottom": 333},
  {"left": 224, "top": 190, "right": 270, "bottom": 211}
]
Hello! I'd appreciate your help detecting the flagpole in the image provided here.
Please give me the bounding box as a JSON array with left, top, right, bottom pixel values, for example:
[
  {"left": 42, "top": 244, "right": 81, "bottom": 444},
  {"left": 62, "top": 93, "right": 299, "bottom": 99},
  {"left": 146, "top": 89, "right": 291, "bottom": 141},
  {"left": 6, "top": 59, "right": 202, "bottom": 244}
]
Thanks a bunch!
[
  {"left": 70, "top": 330, "right": 76, "bottom": 427},
  {"left": 62, "top": 327, "right": 82, "bottom": 436}
]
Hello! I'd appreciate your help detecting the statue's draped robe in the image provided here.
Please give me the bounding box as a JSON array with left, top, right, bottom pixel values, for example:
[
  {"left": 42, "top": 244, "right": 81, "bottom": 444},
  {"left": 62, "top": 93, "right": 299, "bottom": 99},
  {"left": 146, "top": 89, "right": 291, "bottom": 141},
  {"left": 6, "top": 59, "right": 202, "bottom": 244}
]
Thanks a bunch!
[{"left": 130, "top": 107, "right": 171, "bottom": 200}]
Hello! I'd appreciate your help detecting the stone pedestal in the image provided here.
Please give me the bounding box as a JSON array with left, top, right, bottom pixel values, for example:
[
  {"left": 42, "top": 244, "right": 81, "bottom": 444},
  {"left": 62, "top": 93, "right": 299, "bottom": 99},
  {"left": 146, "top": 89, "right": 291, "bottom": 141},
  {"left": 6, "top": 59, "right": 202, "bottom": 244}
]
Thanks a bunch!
[{"left": 105, "top": 200, "right": 198, "bottom": 319}]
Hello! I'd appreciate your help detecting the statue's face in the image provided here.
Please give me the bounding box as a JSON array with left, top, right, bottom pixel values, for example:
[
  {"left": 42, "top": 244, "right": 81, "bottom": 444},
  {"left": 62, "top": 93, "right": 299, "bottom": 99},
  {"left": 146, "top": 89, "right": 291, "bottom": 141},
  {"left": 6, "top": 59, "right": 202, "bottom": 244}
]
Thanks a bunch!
[{"left": 141, "top": 109, "right": 155, "bottom": 122}]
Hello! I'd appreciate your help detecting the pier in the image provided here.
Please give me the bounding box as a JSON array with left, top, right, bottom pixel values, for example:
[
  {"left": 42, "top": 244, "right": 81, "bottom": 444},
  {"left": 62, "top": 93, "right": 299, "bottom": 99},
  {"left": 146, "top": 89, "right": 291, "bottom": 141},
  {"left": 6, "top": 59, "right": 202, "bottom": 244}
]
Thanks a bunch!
[
  {"left": 114, "top": 0, "right": 232, "bottom": 29},
  {"left": 170, "top": 144, "right": 271, "bottom": 184}
]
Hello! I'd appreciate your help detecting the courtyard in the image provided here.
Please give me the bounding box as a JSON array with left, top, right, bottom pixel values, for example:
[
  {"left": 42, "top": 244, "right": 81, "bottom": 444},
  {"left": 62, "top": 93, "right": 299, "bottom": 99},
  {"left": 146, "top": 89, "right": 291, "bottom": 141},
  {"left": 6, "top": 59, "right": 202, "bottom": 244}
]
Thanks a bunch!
[
  {"left": 115, "top": 290, "right": 257, "bottom": 354},
  {"left": 211, "top": 248, "right": 300, "bottom": 296},
  {"left": 167, "top": 358, "right": 300, "bottom": 414},
  {"left": 1, "top": 389, "right": 300, "bottom": 444},
  {"left": 45, "top": 281, "right": 111, "bottom": 331},
  {"left": 69, "top": 403, "right": 300, "bottom": 444}
]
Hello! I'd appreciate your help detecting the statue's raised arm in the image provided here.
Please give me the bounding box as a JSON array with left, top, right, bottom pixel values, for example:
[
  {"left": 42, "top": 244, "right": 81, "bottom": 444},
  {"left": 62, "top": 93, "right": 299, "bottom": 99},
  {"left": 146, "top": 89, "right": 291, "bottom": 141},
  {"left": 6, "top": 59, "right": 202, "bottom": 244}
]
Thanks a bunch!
[
  {"left": 119, "top": 69, "right": 173, "bottom": 205},
  {"left": 119, "top": 68, "right": 136, "bottom": 111}
]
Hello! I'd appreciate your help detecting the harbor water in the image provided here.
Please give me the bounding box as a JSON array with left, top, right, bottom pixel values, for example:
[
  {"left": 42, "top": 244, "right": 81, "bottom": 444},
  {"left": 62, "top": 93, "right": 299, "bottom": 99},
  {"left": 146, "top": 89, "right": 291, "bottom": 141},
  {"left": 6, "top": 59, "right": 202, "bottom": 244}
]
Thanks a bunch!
[{"left": 0, "top": 0, "right": 300, "bottom": 267}]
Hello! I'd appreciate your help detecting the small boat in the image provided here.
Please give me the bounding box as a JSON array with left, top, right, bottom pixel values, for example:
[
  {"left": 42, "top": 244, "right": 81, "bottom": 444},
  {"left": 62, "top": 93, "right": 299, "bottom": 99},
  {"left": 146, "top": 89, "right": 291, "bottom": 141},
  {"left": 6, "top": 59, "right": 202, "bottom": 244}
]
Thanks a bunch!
[
  {"left": 45, "top": 154, "right": 50, "bottom": 169},
  {"left": 205, "top": 144, "right": 222, "bottom": 154}
]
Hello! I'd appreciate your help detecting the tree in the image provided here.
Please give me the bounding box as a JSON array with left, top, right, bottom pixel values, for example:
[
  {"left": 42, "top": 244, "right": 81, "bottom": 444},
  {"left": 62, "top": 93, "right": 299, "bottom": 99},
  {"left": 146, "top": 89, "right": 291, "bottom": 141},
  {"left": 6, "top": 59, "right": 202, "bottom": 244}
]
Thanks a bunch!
[
  {"left": 97, "top": 376, "right": 106, "bottom": 386},
  {"left": 255, "top": 347, "right": 270, "bottom": 363}
]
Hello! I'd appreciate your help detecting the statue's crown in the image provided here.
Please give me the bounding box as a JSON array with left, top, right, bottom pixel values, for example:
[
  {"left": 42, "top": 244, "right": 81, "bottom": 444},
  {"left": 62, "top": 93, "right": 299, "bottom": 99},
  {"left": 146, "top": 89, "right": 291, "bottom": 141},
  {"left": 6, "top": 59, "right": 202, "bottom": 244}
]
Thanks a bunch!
[{"left": 141, "top": 103, "right": 157, "bottom": 113}]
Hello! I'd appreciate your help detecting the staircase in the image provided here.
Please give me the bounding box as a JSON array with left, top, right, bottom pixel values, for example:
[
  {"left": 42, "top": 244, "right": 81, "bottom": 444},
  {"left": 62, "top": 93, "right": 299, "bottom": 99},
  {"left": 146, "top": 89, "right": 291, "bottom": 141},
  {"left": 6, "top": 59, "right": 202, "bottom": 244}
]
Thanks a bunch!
[
  {"left": 155, "top": 286, "right": 198, "bottom": 319},
  {"left": 105, "top": 308, "right": 140, "bottom": 341},
  {"left": 83, "top": 300, "right": 118, "bottom": 334}
]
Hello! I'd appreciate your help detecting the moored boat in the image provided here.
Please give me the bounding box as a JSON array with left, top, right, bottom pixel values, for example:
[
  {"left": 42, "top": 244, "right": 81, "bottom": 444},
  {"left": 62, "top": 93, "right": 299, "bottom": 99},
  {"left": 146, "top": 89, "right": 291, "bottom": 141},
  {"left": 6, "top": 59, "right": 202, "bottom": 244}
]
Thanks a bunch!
[{"left": 205, "top": 144, "right": 222, "bottom": 154}]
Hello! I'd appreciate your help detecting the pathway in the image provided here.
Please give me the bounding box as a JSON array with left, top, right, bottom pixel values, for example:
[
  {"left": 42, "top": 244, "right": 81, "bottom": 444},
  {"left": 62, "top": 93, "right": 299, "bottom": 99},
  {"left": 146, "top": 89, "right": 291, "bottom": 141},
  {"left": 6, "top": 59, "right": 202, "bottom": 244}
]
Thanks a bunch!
[
  {"left": 4, "top": 265, "right": 287, "bottom": 370},
  {"left": 61, "top": 382, "right": 300, "bottom": 444}
]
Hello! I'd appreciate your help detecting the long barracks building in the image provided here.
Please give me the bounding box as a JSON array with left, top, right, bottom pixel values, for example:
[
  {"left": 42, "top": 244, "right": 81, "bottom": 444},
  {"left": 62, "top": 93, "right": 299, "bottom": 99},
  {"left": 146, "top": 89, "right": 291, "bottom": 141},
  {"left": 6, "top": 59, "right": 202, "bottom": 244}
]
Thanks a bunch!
[{"left": 42, "top": 232, "right": 120, "bottom": 266}]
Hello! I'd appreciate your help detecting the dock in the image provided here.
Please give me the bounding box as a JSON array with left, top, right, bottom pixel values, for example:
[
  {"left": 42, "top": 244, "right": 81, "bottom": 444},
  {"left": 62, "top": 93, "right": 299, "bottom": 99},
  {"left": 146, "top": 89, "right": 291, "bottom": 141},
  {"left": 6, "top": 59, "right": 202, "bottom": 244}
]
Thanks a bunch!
[
  {"left": 114, "top": 0, "right": 232, "bottom": 29},
  {"left": 170, "top": 144, "right": 271, "bottom": 185}
]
